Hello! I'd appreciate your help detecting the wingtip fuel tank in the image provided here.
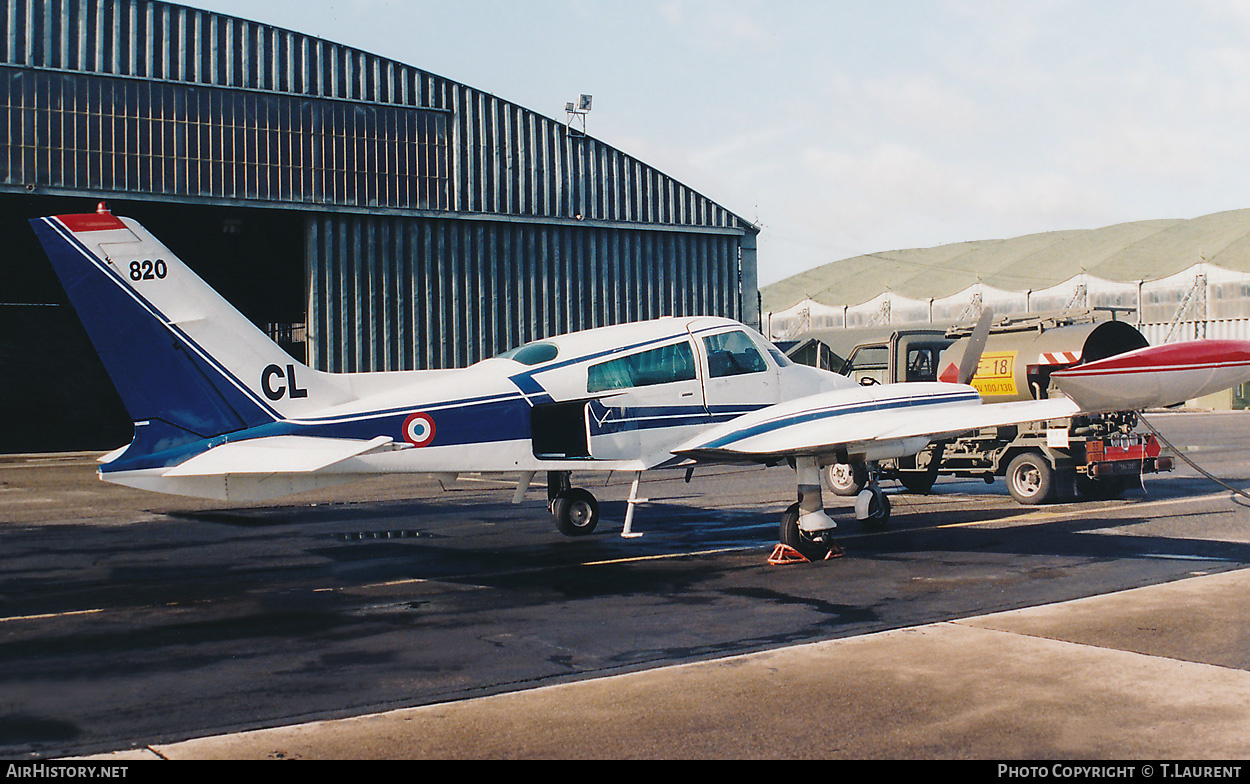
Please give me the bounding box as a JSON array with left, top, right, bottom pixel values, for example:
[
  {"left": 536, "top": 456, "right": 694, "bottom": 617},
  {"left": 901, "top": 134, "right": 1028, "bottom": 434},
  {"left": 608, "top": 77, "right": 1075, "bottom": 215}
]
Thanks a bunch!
[{"left": 1052, "top": 339, "right": 1250, "bottom": 412}]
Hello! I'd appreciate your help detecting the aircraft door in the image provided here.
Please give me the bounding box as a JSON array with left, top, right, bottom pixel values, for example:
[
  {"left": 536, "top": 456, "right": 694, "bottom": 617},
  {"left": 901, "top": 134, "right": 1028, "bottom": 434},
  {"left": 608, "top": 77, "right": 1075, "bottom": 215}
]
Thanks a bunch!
[
  {"left": 584, "top": 338, "right": 708, "bottom": 461},
  {"left": 692, "top": 326, "right": 781, "bottom": 417}
]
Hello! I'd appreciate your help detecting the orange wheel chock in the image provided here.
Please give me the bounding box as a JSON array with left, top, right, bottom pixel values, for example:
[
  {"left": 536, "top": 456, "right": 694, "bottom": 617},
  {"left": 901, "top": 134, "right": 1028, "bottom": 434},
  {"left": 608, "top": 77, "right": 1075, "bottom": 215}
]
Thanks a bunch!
[
  {"left": 767, "top": 543, "right": 846, "bottom": 565},
  {"left": 767, "top": 544, "right": 809, "bottom": 565}
]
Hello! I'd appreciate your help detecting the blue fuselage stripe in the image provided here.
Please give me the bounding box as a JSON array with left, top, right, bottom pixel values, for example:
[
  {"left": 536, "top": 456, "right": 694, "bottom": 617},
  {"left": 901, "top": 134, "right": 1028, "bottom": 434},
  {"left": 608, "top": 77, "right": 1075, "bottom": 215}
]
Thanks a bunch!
[
  {"left": 101, "top": 393, "right": 536, "bottom": 472},
  {"left": 588, "top": 402, "right": 763, "bottom": 435}
]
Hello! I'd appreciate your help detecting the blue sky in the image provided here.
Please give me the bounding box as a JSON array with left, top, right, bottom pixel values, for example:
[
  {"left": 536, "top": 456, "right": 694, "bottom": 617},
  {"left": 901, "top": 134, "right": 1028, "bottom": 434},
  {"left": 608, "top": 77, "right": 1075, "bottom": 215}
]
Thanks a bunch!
[{"left": 181, "top": 0, "right": 1250, "bottom": 284}]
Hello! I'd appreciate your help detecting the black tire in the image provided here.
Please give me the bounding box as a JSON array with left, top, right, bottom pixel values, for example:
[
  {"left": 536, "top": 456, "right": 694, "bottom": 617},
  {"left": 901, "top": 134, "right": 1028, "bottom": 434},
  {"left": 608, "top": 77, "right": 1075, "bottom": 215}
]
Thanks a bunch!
[
  {"left": 857, "top": 489, "right": 891, "bottom": 531},
  {"left": 897, "top": 442, "right": 944, "bottom": 494},
  {"left": 779, "top": 502, "right": 833, "bottom": 561},
  {"left": 897, "top": 471, "right": 936, "bottom": 494},
  {"left": 825, "top": 462, "right": 867, "bottom": 496},
  {"left": 1006, "top": 452, "right": 1054, "bottom": 505},
  {"left": 552, "top": 488, "right": 599, "bottom": 536}
]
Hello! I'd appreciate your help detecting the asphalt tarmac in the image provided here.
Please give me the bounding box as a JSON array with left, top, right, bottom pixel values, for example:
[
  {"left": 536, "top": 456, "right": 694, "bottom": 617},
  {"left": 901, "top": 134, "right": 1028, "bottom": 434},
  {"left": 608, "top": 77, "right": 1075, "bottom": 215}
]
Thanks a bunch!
[
  {"left": 3, "top": 410, "right": 1250, "bottom": 760},
  {"left": 94, "top": 568, "right": 1250, "bottom": 760}
]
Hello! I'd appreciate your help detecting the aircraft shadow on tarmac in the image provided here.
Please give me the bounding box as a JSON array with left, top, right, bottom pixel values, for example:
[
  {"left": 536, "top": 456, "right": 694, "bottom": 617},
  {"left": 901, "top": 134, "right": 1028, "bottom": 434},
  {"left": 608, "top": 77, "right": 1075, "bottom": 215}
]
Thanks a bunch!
[
  {"left": 832, "top": 490, "right": 1250, "bottom": 572},
  {"left": 152, "top": 480, "right": 1250, "bottom": 593}
]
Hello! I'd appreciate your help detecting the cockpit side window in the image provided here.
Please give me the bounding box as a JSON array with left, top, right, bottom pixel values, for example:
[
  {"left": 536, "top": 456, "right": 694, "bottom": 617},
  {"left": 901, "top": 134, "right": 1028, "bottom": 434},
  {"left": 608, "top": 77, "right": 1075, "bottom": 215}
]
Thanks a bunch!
[
  {"left": 703, "top": 330, "right": 768, "bottom": 378},
  {"left": 767, "top": 346, "right": 791, "bottom": 368},
  {"left": 587, "top": 341, "right": 697, "bottom": 393}
]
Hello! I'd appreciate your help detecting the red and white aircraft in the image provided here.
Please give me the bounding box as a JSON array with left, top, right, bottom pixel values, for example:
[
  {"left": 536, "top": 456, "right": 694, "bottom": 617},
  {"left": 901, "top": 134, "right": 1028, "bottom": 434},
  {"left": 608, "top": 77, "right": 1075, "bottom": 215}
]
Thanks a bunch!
[{"left": 31, "top": 207, "right": 1250, "bottom": 560}]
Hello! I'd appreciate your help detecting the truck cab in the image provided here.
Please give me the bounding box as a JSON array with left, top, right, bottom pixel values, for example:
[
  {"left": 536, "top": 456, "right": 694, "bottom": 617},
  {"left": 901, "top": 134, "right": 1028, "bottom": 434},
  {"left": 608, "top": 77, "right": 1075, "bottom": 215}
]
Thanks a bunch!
[{"left": 788, "top": 328, "right": 952, "bottom": 385}]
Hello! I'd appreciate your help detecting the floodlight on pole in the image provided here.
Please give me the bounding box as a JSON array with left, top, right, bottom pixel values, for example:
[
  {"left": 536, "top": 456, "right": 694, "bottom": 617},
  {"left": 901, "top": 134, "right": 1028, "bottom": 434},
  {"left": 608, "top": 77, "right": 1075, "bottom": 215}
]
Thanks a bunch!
[{"left": 565, "top": 94, "right": 593, "bottom": 136}]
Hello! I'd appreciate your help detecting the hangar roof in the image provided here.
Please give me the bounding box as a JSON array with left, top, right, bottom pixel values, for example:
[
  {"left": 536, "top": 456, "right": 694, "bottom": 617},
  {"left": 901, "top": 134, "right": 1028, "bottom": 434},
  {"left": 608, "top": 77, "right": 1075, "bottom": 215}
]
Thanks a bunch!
[
  {"left": 761, "top": 208, "right": 1250, "bottom": 312},
  {"left": 2, "top": 0, "right": 752, "bottom": 233}
]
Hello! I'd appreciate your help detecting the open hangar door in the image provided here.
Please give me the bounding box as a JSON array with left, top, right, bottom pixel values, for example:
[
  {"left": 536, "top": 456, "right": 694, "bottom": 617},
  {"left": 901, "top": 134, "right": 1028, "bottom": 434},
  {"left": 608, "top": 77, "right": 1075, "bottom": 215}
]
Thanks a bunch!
[{"left": 0, "top": 194, "right": 304, "bottom": 452}]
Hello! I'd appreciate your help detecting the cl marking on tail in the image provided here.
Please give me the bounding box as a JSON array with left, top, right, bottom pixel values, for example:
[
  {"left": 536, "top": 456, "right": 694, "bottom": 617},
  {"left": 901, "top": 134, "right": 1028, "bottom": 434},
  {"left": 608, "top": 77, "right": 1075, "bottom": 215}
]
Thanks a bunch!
[{"left": 261, "top": 364, "right": 309, "bottom": 401}]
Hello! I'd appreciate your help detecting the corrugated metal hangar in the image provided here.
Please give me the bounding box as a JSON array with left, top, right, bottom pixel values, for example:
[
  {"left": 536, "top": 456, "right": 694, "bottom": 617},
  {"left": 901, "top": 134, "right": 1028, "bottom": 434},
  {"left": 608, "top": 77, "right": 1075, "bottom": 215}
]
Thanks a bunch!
[
  {"left": 1, "top": 0, "right": 758, "bottom": 451},
  {"left": 762, "top": 208, "right": 1250, "bottom": 348}
]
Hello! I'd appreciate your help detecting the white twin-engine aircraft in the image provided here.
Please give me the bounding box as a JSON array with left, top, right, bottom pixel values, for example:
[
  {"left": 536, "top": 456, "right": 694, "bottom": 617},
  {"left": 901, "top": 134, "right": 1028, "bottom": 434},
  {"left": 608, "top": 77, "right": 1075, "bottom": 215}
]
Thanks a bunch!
[{"left": 31, "top": 207, "right": 1250, "bottom": 561}]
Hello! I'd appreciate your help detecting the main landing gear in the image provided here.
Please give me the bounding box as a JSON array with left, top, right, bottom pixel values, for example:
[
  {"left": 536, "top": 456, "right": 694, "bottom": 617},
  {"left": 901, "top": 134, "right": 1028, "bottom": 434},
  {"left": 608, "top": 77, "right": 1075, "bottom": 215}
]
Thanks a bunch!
[
  {"left": 774, "top": 457, "right": 890, "bottom": 564},
  {"left": 544, "top": 470, "right": 646, "bottom": 538},
  {"left": 547, "top": 471, "right": 600, "bottom": 536}
]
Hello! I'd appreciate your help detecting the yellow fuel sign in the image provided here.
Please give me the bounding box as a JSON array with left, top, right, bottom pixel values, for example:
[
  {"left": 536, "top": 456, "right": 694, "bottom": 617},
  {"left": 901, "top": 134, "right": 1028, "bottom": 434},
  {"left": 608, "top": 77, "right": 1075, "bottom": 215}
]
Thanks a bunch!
[{"left": 973, "top": 351, "right": 1017, "bottom": 396}]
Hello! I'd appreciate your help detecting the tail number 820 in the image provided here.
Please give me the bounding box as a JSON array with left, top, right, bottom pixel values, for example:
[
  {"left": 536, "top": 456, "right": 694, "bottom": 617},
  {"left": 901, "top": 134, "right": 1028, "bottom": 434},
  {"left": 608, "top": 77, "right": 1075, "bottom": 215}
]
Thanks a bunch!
[{"left": 129, "top": 259, "right": 168, "bottom": 281}]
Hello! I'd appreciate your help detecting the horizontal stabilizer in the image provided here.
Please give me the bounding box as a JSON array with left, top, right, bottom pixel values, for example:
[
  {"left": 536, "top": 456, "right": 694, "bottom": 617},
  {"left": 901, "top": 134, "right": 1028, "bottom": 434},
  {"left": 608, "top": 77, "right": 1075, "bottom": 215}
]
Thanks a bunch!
[{"left": 162, "top": 435, "right": 398, "bottom": 477}]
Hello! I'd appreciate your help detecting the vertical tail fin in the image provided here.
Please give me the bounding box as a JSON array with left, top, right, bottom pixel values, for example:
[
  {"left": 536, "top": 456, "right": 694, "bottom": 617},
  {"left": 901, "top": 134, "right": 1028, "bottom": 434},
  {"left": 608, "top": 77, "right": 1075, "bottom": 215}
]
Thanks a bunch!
[{"left": 31, "top": 207, "right": 351, "bottom": 459}]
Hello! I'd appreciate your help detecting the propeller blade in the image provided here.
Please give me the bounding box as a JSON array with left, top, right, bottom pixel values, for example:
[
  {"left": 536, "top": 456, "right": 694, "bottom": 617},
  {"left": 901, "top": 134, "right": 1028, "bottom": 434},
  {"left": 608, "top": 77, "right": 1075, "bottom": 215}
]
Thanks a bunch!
[{"left": 958, "top": 308, "right": 995, "bottom": 385}]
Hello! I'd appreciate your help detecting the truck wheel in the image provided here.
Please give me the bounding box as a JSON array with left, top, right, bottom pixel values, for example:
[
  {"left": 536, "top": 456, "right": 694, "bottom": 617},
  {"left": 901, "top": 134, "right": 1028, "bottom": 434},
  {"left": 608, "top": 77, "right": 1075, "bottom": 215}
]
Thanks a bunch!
[
  {"left": 1006, "top": 453, "right": 1054, "bottom": 505},
  {"left": 898, "top": 471, "right": 936, "bottom": 494},
  {"left": 825, "top": 462, "right": 867, "bottom": 496},
  {"left": 895, "top": 442, "right": 944, "bottom": 494}
]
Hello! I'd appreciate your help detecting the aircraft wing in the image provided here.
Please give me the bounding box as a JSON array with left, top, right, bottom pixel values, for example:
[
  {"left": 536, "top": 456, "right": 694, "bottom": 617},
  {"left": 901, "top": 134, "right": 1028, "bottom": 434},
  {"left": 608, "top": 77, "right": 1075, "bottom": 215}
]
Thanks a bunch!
[
  {"left": 865, "top": 396, "right": 1081, "bottom": 441},
  {"left": 672, "top": 383, "right": 1079, "bottom": 461},
  {"left": 675, "top": 338, "right": 1250, "bottom": 463}
]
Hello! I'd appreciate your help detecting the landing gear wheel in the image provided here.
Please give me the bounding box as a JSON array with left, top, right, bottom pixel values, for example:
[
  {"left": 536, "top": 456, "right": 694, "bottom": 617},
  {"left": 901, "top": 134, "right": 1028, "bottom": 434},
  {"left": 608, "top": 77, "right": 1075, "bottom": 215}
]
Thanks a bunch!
[
  {"left": 855, "top": 487, "right": 892, "bottom": 530},
  {"left": 779, "top": 502, "right": 838, "bottom": 562},
  {"left": 825, "top": 462, "right": 867, "bottom": 496},
  {"left": 552, "top": 488, "right": 599, "bottom": 536},
  {"left": 1006, "top": 452, "right": 1054, "bottom": 505}
]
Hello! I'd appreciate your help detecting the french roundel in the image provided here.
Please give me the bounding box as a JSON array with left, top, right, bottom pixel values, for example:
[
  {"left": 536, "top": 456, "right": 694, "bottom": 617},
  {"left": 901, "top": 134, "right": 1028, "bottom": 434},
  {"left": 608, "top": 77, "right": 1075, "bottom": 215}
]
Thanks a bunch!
[{"left": 402, "top": 412, "right": 436, "bottom": 447}]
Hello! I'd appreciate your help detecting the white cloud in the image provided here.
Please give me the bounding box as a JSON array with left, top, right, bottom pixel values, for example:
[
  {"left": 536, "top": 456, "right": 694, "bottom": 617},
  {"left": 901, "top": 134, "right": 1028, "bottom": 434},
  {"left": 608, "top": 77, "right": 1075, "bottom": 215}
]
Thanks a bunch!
[{"left": 659, "top": 0, "right": 776, "bottom": 48}]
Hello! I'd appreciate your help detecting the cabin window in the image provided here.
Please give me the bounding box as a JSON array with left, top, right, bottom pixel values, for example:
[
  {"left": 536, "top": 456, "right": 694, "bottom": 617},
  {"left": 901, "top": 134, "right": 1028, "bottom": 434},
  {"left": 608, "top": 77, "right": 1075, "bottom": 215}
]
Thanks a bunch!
[
  {"left": 587, "top": 341, "right": 697, "bottom": 392},
  {"left": 842, "top": 345, "right": 888, "bottom": 376},
  {"left": 703, "top": 331, "right": 768, "bottom": 378},
  {"left": 906, "top": 347, "right": 940, "bottom": 382},
  {"left": 498, "top": 341, "right": 559, "bottom": 366}
]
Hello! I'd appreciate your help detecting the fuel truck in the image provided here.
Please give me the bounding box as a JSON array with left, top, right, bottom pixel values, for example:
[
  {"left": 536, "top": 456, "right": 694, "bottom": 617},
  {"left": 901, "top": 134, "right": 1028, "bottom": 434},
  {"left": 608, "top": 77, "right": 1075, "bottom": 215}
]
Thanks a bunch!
[{"left": 783, "top": 311, "right": 1173, "bottom": 504}]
